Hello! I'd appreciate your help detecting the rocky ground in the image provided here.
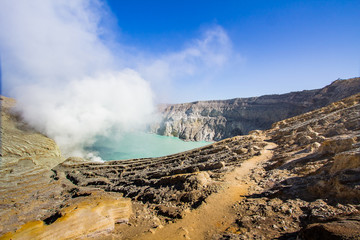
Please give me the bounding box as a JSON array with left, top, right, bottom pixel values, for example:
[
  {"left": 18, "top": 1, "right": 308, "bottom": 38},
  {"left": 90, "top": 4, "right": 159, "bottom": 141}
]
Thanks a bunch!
[
  {"left": 216, "top": 94, "right": 360, "bottom": 239},
  {"left": 1, "top": 92, "right": 360, "bottom": 239}
]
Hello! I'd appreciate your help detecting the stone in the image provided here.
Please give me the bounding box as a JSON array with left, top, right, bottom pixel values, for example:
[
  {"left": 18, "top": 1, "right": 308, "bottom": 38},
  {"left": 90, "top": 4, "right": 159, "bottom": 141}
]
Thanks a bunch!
[
  {"left": 318, "top": 136, "right": 356, "bottom": 156},
  {"left": 330, "top": 149, "right": 360, "bottom": 174},
  {"left": 299, "top": 215, "right": 360, "bottom": 240},
  {"left": 2, "top": 194, "right": 132, "bottom": 240}
]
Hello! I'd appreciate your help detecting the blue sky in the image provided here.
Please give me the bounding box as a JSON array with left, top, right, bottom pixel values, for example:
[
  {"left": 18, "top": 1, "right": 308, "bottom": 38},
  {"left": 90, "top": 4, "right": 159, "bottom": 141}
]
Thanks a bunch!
[
  {"left": 1, "top": 0, "right": 359, "bottom": 103},
  {"left": 104, "top": 0, "right": 360, "bottom": 102}
]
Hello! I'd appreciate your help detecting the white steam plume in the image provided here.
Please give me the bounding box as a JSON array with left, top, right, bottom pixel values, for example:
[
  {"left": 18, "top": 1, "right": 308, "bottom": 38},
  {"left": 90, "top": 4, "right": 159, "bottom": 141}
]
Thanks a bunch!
[
  {"left": 0, "top": 0, "right": 238, "bottom": 159},
  {"left": 14, "top": 70, "right": 154, "bottom": 158},
  {"left": 0, "top": 0, "right": 155, "bottom": 159}
]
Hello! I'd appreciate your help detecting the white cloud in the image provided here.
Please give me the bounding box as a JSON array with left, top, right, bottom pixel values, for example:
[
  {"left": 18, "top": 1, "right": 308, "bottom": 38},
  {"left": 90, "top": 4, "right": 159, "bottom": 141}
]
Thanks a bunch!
[
  {"left": 137, "top": 25, "right": 237, "bottom": 102},
  {"left": 0, "top": 0, "right": 155, "bottom": 159},
  {"left": 0, "top": 0, "right": 239, "bottom": 159},
  {"left": 14, "top": 70, "right": 154, "bottom": 157},
  {"left": 0, "top": 0, "right": 115, "bottom": 89}
]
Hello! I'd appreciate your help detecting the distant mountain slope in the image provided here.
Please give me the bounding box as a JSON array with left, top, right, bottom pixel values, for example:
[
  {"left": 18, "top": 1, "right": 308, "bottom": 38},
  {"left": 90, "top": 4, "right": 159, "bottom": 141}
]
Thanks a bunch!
[{"left": 151, "top": 77, "right": 360, "bottom": 141}]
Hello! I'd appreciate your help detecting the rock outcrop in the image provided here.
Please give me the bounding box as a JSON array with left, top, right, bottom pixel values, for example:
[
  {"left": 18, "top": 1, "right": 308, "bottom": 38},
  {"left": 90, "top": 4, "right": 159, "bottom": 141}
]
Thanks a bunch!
[
  {"left": 1, "top": 96, "right": 63, "bottom": 168},
  {"left": 0, "top": 97, "right": 132, "bottom": 239},
  {"left": 151, "top": 77, "right": 360, "bottom": 141},
  {"left": 216, "top": 93, "right": 360, "bottom": 239},
  {"left": 53, "top": 134, "right": 266, "bottom": 212}
]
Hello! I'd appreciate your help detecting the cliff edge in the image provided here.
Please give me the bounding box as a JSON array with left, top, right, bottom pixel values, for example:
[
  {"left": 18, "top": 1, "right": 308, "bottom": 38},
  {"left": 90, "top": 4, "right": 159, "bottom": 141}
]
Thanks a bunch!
[{"left": 151, "top": 77, "right": 360, "bottom": 141}]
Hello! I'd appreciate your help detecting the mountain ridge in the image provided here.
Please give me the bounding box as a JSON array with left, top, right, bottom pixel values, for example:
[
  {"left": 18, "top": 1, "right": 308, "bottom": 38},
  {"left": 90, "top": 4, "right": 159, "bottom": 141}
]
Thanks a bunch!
[{"left": 151, "top": 77, "right": 360, "bottom": 141}]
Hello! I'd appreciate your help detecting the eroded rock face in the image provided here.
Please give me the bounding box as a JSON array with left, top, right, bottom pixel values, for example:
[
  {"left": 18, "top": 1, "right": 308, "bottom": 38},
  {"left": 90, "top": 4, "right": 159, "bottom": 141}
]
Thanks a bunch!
[
  {"left": 151, "top": 78, "right": 360, "bottom": 141},
  {"left": 268, "top": 94, "right": 360, "bottom": 202}
]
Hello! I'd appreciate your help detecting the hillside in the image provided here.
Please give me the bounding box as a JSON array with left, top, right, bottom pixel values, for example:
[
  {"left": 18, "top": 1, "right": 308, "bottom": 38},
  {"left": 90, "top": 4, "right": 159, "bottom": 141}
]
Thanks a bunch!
[
  {"left": 1, "top": 91, "right": 359, "bottom": 239},
  {"left": 151, "top": 77, "right": 360, "bottom": 141}
]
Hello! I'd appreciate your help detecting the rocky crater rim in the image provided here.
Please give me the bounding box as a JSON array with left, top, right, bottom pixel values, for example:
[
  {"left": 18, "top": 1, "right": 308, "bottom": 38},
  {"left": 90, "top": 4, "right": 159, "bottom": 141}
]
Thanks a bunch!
[
  {"left": 1, "top": 79, "right": 360, "bottom": 239},
  {"left": 151, "top": 77, "right": 360, "bottom": 141}
]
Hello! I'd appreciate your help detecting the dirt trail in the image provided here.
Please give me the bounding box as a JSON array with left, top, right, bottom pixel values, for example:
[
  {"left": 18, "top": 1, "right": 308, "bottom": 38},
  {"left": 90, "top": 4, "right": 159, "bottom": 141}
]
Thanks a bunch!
[{"left": 138, "top": 141, "right": 277, "bottom": 240}]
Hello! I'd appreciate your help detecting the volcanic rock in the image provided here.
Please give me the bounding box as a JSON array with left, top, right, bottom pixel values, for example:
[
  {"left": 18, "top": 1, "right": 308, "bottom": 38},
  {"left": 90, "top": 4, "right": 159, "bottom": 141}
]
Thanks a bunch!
[
  {"left": 151, "top": 77, "right": 360, "bottom": 141},
  {"left": 1, "top": 80, "right": 360, "bottom": 239}
]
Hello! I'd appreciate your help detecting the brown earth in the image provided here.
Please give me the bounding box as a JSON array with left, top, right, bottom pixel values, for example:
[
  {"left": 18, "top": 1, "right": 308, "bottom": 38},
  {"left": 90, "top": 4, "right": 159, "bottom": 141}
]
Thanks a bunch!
[{"left": 1, "top": 91, "right": 360, "bottom": 239}]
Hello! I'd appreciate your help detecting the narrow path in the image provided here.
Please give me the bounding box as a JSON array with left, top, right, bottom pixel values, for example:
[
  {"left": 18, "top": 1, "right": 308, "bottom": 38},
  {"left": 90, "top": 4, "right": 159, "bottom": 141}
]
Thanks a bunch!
[{"left": 139, "top": 141, "right": 277, "bottom": 240}]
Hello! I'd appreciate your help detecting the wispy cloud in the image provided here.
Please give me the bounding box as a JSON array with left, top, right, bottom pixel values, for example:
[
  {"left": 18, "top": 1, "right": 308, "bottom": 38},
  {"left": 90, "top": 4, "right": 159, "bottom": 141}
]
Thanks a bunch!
[{"left": 137, "top": 25, "right": 236, "bottom": 102}]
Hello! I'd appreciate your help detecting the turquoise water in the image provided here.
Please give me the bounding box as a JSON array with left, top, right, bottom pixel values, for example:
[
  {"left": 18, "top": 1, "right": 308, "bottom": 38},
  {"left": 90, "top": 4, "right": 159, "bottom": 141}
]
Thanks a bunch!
[{"left": 89, "top": 132, "right": 212, "bottom": 161}]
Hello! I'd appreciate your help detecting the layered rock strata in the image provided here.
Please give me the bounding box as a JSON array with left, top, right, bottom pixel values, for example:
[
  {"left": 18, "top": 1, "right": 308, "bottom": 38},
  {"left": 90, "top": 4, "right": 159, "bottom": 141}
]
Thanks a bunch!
[{"left": 151, "top": 77, "right": 360, "bottom": 141}]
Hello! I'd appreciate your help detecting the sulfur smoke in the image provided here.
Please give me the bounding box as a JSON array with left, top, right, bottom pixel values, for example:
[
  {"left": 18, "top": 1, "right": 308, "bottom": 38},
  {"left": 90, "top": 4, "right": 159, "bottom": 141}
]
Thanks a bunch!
[
  {"left": 0, "top": 0, "right": 237, "bottom": 160},
  {"left": 0, "top": 0, "right": 155, "bottom": 160}
]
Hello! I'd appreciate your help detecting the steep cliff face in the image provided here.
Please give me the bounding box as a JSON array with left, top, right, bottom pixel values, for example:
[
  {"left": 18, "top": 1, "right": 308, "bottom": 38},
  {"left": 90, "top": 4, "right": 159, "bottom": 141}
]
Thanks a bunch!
[{"left": 151, "top": 77, "right": 360, "bottom": 141}]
